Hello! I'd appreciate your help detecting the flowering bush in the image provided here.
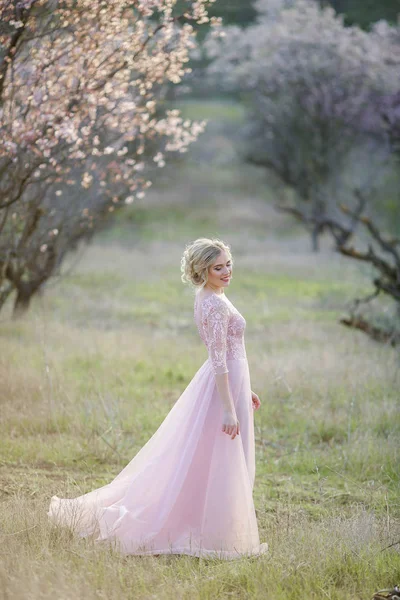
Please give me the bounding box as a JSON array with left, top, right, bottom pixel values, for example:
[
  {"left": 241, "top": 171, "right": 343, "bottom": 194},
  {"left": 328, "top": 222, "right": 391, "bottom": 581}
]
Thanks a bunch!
[{"left": 0, "top": 0, "right": 218, "bottom": 315}]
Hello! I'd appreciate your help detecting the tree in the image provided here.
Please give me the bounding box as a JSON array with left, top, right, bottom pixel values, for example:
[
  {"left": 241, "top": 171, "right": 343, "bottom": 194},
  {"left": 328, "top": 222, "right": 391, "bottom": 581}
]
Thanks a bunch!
[
  {"left": 0, "top": 0, "right": 217, "bottom": 316},
  {"left": 276, "top": 189, "right": 400, "bottom": 345},
  {"left": 205, "top": 0, "right": 398, "bottom": 250}
]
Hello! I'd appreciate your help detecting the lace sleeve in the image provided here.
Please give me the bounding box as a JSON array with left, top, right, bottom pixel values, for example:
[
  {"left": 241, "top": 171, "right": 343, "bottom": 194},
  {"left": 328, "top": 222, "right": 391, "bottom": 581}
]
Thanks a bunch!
[{"left": 205, "top": 298, "right": 230, "bottom": 376}]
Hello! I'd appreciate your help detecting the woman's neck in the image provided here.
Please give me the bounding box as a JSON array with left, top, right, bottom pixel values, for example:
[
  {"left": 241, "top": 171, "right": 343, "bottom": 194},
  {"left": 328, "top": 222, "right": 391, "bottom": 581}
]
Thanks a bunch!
[{"left": 202, "top": 284, "right": 224, "bottom": 295}]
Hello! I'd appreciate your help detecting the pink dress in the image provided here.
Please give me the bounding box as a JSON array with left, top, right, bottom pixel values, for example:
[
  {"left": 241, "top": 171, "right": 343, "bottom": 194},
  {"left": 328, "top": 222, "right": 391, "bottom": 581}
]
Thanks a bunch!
[{"left": 48, "top": 290, "right": 268, "bottom": 560}]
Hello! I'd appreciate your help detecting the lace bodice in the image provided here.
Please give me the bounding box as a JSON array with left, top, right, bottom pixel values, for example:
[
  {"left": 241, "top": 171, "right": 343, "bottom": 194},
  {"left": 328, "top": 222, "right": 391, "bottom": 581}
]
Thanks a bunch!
[{"left": 194, "top": 291, "right": 247, "bottom": 375}]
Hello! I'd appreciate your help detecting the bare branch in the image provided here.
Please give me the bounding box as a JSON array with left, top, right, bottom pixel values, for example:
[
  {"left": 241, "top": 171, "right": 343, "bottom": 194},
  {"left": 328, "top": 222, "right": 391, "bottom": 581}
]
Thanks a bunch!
[{"left": 340, "top": 315, "right": 400, "bottom": 347}]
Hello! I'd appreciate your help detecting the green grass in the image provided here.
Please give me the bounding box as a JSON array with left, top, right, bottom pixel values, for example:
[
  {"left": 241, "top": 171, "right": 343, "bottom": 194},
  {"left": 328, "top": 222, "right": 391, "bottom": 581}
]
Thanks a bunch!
[
  {"left": 174, "top": 98, "right": 247, "bottom": 122},
  {"left": 1, "top": 99, "right": 399, "bottom": 599},
  {"left": 1, "top": 231, "right": 399, "bottom": 599}
]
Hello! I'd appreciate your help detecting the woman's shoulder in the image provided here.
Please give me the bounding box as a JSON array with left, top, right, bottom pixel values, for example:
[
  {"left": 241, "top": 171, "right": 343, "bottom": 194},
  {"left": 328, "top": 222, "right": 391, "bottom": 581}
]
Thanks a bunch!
[{"left": 195, "top": 291, "right": 230, "bottom": 315}]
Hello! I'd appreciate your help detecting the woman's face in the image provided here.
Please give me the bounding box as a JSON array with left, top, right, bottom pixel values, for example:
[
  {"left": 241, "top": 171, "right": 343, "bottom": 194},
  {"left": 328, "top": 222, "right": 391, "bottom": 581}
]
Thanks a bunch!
[{"left": 207, "top": 249, "right": 232, "bottom": 290}]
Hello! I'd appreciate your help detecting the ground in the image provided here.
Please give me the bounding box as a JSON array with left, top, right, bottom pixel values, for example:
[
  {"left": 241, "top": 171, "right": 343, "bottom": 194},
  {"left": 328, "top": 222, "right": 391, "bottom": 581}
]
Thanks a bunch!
[{"left": 0, "top": 100, "right": 399, "bottom": 599}]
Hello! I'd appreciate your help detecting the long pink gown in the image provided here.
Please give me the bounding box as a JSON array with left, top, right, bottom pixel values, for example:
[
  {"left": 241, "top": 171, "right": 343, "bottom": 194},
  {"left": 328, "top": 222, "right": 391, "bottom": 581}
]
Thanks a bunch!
[{"left": 48, "top": 290, "right": 268, "bottom": 560}]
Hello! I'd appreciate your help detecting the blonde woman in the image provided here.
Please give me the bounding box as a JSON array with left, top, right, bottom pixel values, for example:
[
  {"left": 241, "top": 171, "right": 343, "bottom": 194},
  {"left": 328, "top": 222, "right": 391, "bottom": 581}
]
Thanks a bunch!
[{"left": 48, "top": 237, "right": 268, "bottom": 560}]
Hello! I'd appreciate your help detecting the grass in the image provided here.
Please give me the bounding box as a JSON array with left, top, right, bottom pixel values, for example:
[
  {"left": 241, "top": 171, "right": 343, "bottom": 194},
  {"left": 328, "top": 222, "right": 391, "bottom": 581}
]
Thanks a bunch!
[
  {"left": 1, "top": 99, "right": 399, "bottom": 599},
  {"left": 174, "top": 97, "right": 247, "bottom": 122}
]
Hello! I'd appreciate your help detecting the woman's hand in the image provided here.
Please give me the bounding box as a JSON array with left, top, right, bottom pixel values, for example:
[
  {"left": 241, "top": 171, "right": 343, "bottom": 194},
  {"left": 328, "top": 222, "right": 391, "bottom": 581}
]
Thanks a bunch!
[
  {"left": 222, "top": 410, "right": 240, "bottom": 440},
  {"left": 251, "top": 390, "right": 261, "bottom": 410}
]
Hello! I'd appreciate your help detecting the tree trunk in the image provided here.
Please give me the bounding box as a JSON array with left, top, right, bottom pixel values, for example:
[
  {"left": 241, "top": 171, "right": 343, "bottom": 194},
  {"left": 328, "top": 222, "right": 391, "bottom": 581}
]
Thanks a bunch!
[
  {"left": 310, "top": 196, "right": 326, "bottom": 253},
  {"left": 12, "top": 282, "right": 38, "bottom": 319},
  {"left": 311, "top": 225, "right": 320, "bottom": 252}
]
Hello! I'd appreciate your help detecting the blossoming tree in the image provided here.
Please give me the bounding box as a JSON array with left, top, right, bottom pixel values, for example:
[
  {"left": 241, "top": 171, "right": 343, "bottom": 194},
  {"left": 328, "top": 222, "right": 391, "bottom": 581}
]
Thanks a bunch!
[
  {"left": 0, "top": 0, "right": 218, "bottom": 316},
  {"left": 204, "top": 0, "right": 400, "bottom": 343},
  {"left": 205, "top": 0, "right": 398, "bottom": 250}
]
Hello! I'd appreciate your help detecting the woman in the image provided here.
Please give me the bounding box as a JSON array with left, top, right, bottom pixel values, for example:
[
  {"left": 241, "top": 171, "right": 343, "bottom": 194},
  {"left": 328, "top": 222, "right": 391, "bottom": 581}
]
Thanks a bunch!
[{"left": 48, "top": 237, "right": 268, "bottom": 560}]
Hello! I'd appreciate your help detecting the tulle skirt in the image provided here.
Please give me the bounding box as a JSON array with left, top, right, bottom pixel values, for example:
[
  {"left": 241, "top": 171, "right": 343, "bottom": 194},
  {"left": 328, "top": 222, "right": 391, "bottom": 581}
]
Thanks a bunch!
[{"left": 48, "top": 357, "right": 268, "bottom": 560}]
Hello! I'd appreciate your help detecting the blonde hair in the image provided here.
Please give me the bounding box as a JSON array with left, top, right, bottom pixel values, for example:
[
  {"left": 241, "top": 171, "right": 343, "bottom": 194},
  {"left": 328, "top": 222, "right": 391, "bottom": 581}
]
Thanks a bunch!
[{"left": 180, "top": 237, "right": 233, "bottom": 289}]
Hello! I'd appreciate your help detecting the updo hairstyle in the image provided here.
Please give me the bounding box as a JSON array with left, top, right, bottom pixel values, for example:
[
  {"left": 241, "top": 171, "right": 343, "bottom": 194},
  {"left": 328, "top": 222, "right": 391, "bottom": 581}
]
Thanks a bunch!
[{"left": 180, "top": 237, "right": 233, "bottom": 289}]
